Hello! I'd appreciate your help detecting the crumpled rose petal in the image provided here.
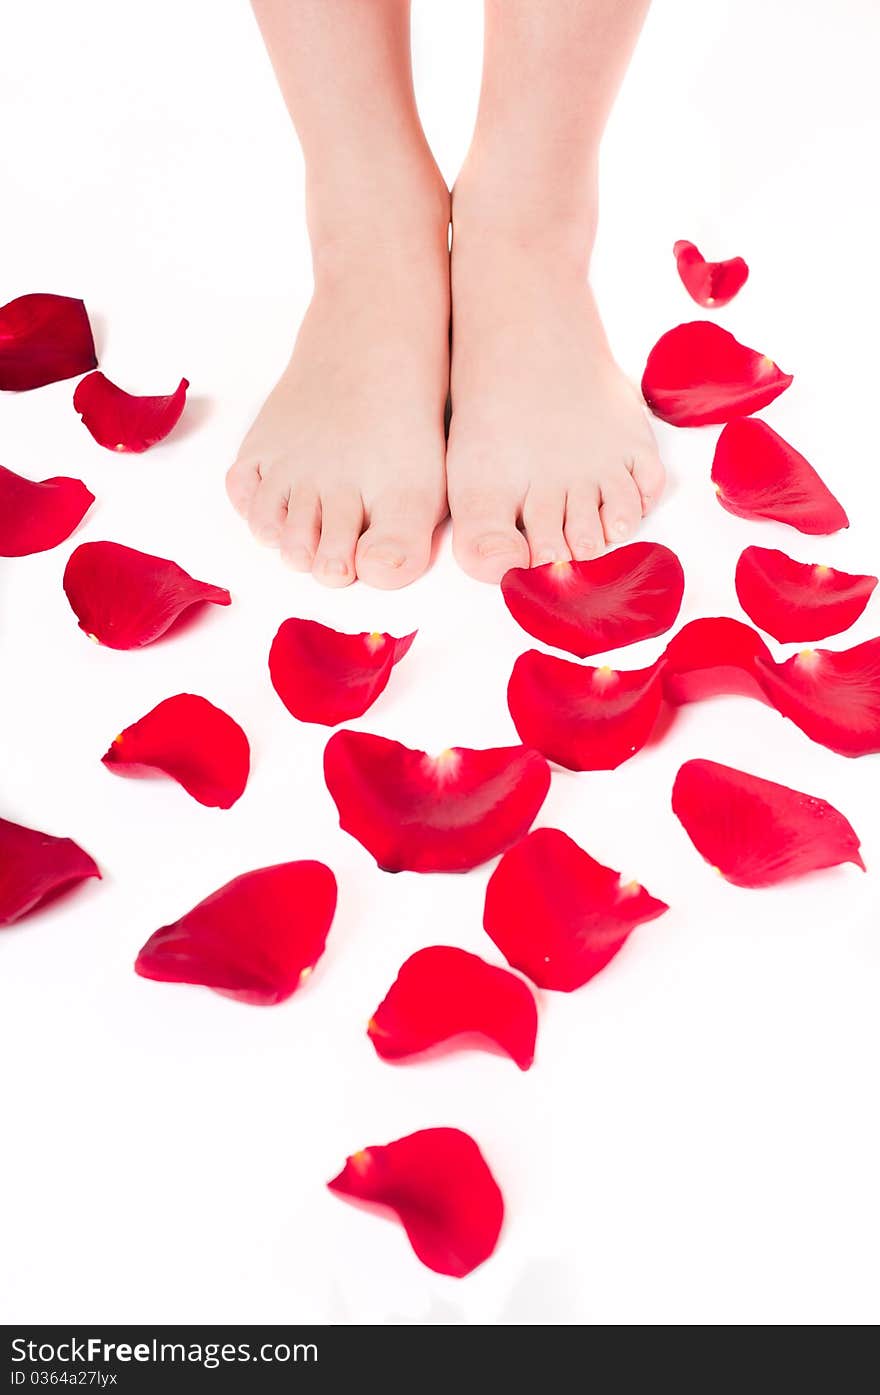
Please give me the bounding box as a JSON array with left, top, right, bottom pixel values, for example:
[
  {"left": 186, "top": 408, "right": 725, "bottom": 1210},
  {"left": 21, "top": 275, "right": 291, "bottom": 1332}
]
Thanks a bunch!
[
  {"left": 641, "top": 322, "right": 792, "bottom": 426},
  {"left": 507, "top": 649, "right": 665, "bottom": 770},
  {"left": 483, "top": 827, "right": 668, "bottom": 991},
  {"left": 0, "top": 292, "right": 97, "bottom": 391},
  {"left": 135, "top": 861, "right": 337, "bottom": 1005},
  {"left": 368, "top": 946, "right": 537, "bottom": 1070},
  {"left": 712, "top": 419, "right": 849, "bottom": 534},
  {"left": 73, "top": 372, "right": 188, "bottom": 453},
  {"left": 328, "top": 1128, "right": 504, "bottom": 1277},
  {"left": 0, "top": 462, "right": 94, "bottom": 557},
  {"left": 673, "top": 240, "right": 749, "bottom": 308},
  {"left": 500, "top": 542, "right": 684, "bottom": 658},
  {"left": 269, "top": 618, "right": 416, "bottom": 726},
  {"left": 102, "top": 694, "right": 250, "bottom": 808},
  {"left": 0, "top": 817, "right": 100, "bottom": 927},
  {"left": 672, "top": 758, "right": 864, "bottom": 887},
  {"left": 662, "top": 617, "right": 773, "bottom": 704},
  {"left": 736, "top": 546, "right": 876, "bottom": 643},
  {"left": 755, "top": 640, "right": 880, "bottom": 757},
  {"left": 323, "top": 732, "right": 550, "bottom": 873},
  {"left": 63, "top": 541, "right": 230, "bottom": 648}
]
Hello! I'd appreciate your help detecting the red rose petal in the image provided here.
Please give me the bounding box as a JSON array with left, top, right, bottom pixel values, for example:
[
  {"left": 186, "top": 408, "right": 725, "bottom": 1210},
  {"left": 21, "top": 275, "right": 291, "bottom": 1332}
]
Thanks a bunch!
[
  {"left": 662, "top": 616, "right": 773, "bottom": 705},
  {"left": 269, "top": 619, "right": 416, "bottom": 727},
  {"left": 641, "top": 322, "right": 792, "bottom": 426},
  {"left": 736, "top": 546, "right": 876, "bottom": 643},
  {"left": 323, "top": 731, "right": 550, "bottom": 873},
  {"left": 102, "top": 694, "right": 250, "bottom": 809},
  {"left": 672, "top": 758, "right": 864, "bottom": 887},
  {"left": 63, "top": 541, "right": 230, "bottom": 648},
  {"left": 483, "top": 828, "right": 668, "bottom": 991},
  {"left": 501, "top": 543, "right": 684, "bottom": 658},
  {"left": 507, "top": 649, "right": 665, "bottom": 770},
  {"left": 755, "top": 640, "right": 880, "bottom": 757},
  {"left": 0, "top": 817, "right": 100, "bottom": 927},
  {"left": 328, "top": 1128, "right": 503, "bottom": 1277},
  {"left": 367, "top": 946, "right": 537, "bottom": 1070},
  {"left": 712, "top": 419, "right": 849, "bottom": 534},
  {"left": 0, "top": 462, "right": 94, "bottom": 557},
  {"left": 0, "top": 293, "right": 97, "bottom": 391},
  {"left": 73, "top": 372, "right": 188, "bottom": 453},
  {"left": 135, "top": 861, "right": 337, "bottom": 1005},
  {"left": 673, "top": 240, "right": 749, "bottom": 308}
]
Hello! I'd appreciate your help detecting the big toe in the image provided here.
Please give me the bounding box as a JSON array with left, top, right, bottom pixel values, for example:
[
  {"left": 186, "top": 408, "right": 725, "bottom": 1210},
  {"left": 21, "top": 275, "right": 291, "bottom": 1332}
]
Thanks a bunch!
[
  {"left": 451, "top": 491, "right": 530, "bottom": 583},
  {"left": 356, "top": 494, "right": 439, "bottom": 590},
  {"left": 226, "top": 457, "right": 260, "bottom": 518}
]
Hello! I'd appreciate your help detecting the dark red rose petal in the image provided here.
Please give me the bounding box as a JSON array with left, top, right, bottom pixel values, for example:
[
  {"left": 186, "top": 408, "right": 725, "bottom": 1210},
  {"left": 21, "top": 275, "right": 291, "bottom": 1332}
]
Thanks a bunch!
[
  {"left": 269, "top": 618, "right": 416, "bottom": 726},
  {"left": 0, "top": 293, "right": 97, "bottom": 391},
  {"left": 328, "top": 1128, "right": 504, "bottom": 1277},
  {"left": 63, "top": 540, "right": 230, "bottom": 648},
  {"left": 483, "top": 827, "right": 668, "bottom": 992},
  {"left": 73, "top": 372, "right": 188, "bottom": 453},
  {"left": 0, "top": 817, "right": 100, "bottom": 927},
  {"left": 507, "top": 649, "right": 665, "bottom": 770},
  {"left": 672, "top": 758, "right": 864, "bottom": 887},
  {"left": 736, "top": 546, "right": 876, "bottom": 643},
  {"left": 501, "top": 543, "right": 684, "bottom": 658},
  {"left": 324, "top": 732, "right": 550, "bottom": 873},
  {"left": 755, "top": 640, "right": 880, "bottom": 757},
  {"left": 641, "top": 322, "right": 792, "bottom": 427},
  {"left": 135, "top": 861, "right": 337, "bottom": 1005},
  {"left": 0, "top": 462, "right": 94, "bottom": 557},
  {"left": 673, "top": 240, "right": 749, "bottom": 309},
  {"left": 662, "top": 616, "right": 773, "bottom": 705},
  {"left": 712, "top": 419, "right": 848, "bottom": 534},
  {"left": 368, "top": 946, "right": 537, "bottom": 1070},
  {"left": 102, "top": 694, "right": 250, "bottom": 809}
]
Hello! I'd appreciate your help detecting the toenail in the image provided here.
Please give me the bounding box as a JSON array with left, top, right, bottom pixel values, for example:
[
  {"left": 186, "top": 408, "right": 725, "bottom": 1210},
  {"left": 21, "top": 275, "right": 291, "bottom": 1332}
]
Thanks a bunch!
[
  {"left": 321, "top": 557, "right": 349, "bottom": 576},
  {"left": 365, "top": 545, "right": 406, "bottom": 569},
  {"left": 477, "top": 534, "right": 518, "bottom": 559},
  {"left": 613, "top": 521, "right": 630, "bottom": 540},
  {"left": 533, "top": 549, "right": 560, "bottom": 566}
]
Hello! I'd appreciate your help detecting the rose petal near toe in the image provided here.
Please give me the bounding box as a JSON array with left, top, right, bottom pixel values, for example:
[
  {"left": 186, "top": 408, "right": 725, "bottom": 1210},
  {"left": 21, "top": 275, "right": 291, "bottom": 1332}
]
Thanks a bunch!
[
  {"left": 712, "top": 420, "right": 849, "bottom": 534},
  {"left": 323, "top": 731, "right": 550, "bottom": 873},
  {"left": 673, "top": 240, "right": 749, "bottom": 309},
  {"left": 102, "top": 694, "right": 250, "bottom": 808},
  {"left": 501, "top": 542, "right": 684, "bottom": 658},
  {"left": 270, "top": 619, "right": 416, "bottom": 726},
  {"left": 641, "top": 322, "right": 792, "bottom": 426},
  {"left": 672, "top": 758, "right": 864, "bottom": 887},
  {"left": 368, "top": 945, "right": 537, "bottom": 1069},
  {"left": 735, "top": 546, "right": 876, "bottom": 643},
  {"left": 0, "top": 817, "right": 100, "bottom": 927},
  {"left": 0, "top": 292, "right": 97, "bottom": 391},
  {"left": 73, "top": 372, "right": 188, "bottom": 453},
  {"left": 63, "top": 541, "right": 230, "bottom": 648},
  {"left": 662, "top": 616, "right": 774, "bottom": 704},
  {"left": 507, "top": 650, "right": 666, "bottom": 771},
  {"left": 135, "top": 861, "right": 337, "bottom": 1005},
  {"left": 754, "top": 639, "right": 880, "bottom": 757},
  {"left": 0, "top": 462, "right": 94, "bottom": 557},
  {"left": 327, "top": 1128, "right": 504, "bottom": 1278},
  {"left": 483, "top": 827, "right": 668, "bottom": 991}
]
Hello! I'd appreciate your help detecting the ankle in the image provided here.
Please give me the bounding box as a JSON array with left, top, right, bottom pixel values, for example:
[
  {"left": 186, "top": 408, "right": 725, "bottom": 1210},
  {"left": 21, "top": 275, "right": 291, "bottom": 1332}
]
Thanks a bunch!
[
  {"left": 306, "top": 152, "right": 450, "bottom": 268},
  {"left": 452, "top": 155, "right": 597, "bottom": 268}
]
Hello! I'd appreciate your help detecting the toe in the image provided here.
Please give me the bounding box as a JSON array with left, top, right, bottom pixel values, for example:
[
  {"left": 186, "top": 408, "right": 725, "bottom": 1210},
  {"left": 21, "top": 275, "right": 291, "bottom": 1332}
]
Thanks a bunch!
[
  {"left": 522, "top": 488, "right": 571, "bottom": 567},
  {"left": 226, "top": 457, "right": 261, "bottom": 518},
  {"left": 356, "top": 492, "right": 438, "bottom": 590},
  {"left": 598, "top": 470, "right": 642, "bottom": 547},
  {"left": 281, "top": 490, "right": 321, "bottom": 571},
  {"left": 564, "top": 487, "right": 605, "bottom": 560},
  {"left": 451, "top": 489, "right": 529, "bottom": 584},
  {"left": 312, "top": 489, "right": 363, "bottom": 587},
  {"left": 630, "top": 445, "right": 666, "bottom": 515},
  {"left": 247, "top": 471, "right": 290, "bottom": 547}
]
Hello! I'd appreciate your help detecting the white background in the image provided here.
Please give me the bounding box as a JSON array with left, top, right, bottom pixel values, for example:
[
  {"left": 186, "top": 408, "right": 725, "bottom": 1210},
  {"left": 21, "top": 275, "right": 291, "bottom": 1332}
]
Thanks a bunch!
[{"left": 1, "top": 0, "right": 879, "bottom": 1325}]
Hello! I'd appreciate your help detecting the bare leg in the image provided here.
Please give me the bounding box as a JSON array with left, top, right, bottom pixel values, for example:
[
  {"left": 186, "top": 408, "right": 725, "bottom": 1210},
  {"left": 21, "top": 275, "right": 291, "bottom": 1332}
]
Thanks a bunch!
[
  {"left": 228, "top": 0, "right": 450, "bottom": 589},
  {"left": 448, "top": 0, "right": 665, "bottom": 582}
]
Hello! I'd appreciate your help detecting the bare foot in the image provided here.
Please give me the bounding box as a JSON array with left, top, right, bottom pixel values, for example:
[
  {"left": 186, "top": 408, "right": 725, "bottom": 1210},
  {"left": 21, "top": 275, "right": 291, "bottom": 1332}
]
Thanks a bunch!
[
  {"left": 227, "top": 184, "right": 450, "bottom": 589},
  {"left": 447, "top": 194, "right": 665, "bottom": 584}
]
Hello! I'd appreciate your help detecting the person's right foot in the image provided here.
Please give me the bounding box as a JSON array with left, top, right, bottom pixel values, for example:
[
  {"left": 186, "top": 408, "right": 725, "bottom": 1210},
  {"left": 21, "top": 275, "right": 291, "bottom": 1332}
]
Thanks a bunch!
[{"left": 227, "top": 184, "right": 451, "bottom": 590}]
